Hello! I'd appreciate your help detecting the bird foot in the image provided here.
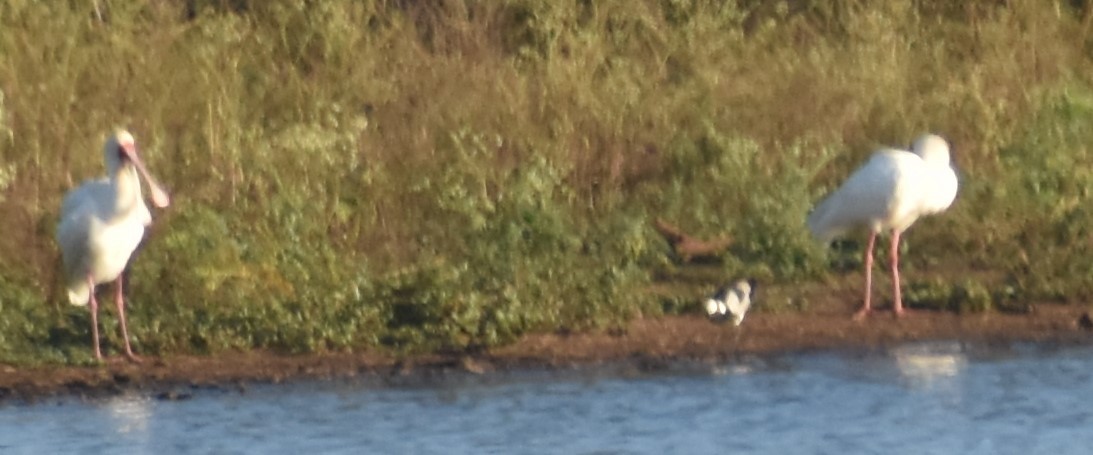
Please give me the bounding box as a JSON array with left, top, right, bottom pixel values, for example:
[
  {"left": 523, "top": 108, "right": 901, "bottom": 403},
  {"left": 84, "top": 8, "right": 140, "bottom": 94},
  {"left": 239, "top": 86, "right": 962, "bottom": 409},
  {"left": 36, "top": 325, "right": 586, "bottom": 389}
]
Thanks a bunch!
[
  {"left": 852, "top": 308, "right": 872, "bottom": 321},
  {"left": 124, "top": 352, "right": 144, "bottom": 364}
]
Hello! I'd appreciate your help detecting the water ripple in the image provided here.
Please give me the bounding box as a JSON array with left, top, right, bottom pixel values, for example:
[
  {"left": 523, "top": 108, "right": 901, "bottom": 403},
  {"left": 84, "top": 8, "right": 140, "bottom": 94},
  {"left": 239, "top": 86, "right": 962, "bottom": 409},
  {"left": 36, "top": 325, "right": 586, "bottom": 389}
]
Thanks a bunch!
[{"left": 3, "top": 342, "right": 1093, "bottom": 454}]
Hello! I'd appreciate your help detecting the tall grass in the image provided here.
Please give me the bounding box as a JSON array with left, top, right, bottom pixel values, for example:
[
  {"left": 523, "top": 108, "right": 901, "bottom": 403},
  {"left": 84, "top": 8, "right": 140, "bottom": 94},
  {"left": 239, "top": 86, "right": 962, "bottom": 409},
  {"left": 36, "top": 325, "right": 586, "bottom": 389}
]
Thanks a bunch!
[{"left": 1, "top": 0, "right": 1092, "bottom": 362}]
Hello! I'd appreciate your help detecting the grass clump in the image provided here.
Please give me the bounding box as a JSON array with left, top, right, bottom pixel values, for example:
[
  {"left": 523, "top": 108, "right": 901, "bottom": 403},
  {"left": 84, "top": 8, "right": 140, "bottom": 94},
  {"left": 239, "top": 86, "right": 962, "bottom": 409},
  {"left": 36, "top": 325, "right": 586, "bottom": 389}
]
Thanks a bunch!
[
  {"left": 934, "top": 86, "right": 1093, "bottom": 305},
  {"left": 906, "top": 278, "right": 1029, "bottom": 314},
  {"left": 361, "top": 130, "right": 653, "bottom": 352}
]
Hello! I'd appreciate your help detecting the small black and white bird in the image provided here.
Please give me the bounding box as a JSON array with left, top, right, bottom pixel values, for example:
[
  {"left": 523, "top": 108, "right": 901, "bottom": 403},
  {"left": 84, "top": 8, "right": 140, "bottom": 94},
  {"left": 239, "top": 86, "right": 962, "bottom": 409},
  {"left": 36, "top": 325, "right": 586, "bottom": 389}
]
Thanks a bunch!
[{"left": 705, "top": 279, "right": 757, "bottom": 325}]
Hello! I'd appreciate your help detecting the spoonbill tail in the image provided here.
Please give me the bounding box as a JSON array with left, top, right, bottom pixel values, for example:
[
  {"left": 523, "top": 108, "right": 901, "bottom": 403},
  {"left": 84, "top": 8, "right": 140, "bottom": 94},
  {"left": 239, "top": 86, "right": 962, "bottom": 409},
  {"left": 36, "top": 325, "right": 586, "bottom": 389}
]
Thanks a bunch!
[
  {"left": 705, "top": 279, "right": 757, "bottom": 326},
  {"left": 56, "top": 130, "right": 170, "bottom": 361},
  {"left": 807, "top": 134, "right": 957, "bottom": 320}
]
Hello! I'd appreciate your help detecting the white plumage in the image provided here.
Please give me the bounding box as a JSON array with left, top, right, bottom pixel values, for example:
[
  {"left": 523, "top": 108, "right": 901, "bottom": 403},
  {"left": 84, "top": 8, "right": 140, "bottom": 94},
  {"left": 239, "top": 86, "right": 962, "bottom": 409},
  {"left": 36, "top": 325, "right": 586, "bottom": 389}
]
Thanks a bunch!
[
  {"left": 705, "top": 279, "right": 756, "bottom": 326},
  {"left": 807, "top": 134, "right": 958, "bottom": 319},
  {"left": 56, "top": 130, "right": 170, "bottom": 361}
]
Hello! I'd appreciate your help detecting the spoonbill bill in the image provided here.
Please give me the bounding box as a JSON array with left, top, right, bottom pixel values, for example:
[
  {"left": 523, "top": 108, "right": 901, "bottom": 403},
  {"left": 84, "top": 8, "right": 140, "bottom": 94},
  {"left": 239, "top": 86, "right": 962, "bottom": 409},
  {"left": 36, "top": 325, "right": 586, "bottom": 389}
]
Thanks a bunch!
[
  {"left": 807, "top": 134, "right": 957, "bottom": 320},
  {"left": 705, "top": 279, "right": 757, "bottom": 326},
  {"left": 56, "top": 130, "right": 170, "bottom": 361}
]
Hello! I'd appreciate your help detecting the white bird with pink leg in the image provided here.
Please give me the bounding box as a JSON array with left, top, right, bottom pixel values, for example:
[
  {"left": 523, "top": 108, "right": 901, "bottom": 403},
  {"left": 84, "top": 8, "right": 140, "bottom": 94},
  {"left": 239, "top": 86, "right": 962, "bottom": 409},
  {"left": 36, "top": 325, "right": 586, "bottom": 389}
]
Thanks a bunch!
[
  {"left": 56, "top": 129, "right": 170, "bottom": 362},
  {"left": 808, "top": 134, "right": 958, "bottom": 320}
]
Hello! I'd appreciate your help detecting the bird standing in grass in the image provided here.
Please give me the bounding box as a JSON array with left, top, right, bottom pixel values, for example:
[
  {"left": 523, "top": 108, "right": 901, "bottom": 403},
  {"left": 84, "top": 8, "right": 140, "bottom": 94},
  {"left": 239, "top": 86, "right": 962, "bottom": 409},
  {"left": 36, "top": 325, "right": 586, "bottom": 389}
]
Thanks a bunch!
[
  {"left": 56, "top": 130, "right": 170, "bottom": 362},
  {"left": 807, "top": 134, "right": 958, "bottom": 320},
  {"left": 705, "top": 279, "right": 757, "bottom": 326}
]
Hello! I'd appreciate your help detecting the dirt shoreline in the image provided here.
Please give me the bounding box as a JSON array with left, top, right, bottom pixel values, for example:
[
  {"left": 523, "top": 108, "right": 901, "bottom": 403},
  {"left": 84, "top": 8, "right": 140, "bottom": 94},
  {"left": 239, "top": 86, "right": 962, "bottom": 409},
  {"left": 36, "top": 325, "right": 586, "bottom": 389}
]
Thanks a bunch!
[{"left": 2, "top": 304, "right": 1091, "bottom": 403}]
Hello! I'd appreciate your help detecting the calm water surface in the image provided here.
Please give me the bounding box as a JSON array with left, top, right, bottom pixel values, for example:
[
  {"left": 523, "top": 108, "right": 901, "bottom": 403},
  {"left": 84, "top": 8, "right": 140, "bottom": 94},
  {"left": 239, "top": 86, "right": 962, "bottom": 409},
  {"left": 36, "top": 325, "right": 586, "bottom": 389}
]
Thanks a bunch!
[{"left": 3, "top": 341, "right": 1093, "bottom": 454}]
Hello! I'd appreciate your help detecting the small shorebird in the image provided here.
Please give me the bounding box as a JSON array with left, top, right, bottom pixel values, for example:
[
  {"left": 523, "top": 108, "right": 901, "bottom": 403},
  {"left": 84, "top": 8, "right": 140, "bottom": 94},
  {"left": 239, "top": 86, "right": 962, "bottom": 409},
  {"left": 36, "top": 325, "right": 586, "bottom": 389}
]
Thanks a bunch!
[
  {"left": 705, "top": 279, "right": 757, "bottom": 326},
  {"left": 807, "top": 134, "right": 958, "bottom": 320},
  {"left": 56, "top": 129, "right": 170, "bottom": 362}
]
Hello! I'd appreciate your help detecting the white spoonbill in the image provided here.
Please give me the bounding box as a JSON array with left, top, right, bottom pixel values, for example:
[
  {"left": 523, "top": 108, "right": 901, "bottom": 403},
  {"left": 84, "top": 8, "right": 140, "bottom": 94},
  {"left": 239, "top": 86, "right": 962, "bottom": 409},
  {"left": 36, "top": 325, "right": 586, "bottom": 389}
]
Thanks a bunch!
[
  {"left": 807, "top": 134, "right": 957, "bottom": 320},
  {"left": 56, "top": 130, "right": 170, "bottom": 361},
  {"left": 704, "top": 279, "right": 757, "bottom": 326}
]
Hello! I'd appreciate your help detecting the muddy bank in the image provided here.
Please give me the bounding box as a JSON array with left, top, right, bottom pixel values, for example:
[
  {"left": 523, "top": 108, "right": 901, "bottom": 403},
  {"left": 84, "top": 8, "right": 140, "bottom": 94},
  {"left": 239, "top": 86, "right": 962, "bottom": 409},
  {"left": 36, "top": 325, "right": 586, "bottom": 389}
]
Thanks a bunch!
[{"left": 2, "top": 304, "right": 1091, "bottom": 403}]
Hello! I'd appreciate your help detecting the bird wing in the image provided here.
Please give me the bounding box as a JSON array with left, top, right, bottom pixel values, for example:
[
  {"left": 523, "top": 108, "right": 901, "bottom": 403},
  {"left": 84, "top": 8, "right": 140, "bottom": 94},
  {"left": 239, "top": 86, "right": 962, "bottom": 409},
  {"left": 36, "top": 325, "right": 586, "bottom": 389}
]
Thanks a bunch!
[
  {"left": 710, "top": 286, "right": 731, "bottom": 302},
  {"left": 724, "top": 290, "right": 750, "bottom": 317},
  {"left": 807, "top": 150, "right": 916, "bottom": 242},
  {"left": 59, "top": 178, "right": 110, "bottom": 221},
  {"left": 56, "top": 180, "right": 114, "bottom": 304}
]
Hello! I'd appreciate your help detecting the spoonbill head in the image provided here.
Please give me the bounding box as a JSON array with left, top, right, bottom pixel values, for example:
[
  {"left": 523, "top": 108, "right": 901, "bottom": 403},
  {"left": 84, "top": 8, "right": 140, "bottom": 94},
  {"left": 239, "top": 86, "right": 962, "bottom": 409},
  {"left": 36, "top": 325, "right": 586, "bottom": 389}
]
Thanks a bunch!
[
  {"left": 101, "top": 130, "right": 170, "bottom": 209},
  {"left": 807, "top": 134, "right": 957, "bottom": 320},
  {"left": 56, "top": 129, "right": 170, "bottom": 362},
  {"left": 705, "top": 278, "right": 757, "bottom": 326}
]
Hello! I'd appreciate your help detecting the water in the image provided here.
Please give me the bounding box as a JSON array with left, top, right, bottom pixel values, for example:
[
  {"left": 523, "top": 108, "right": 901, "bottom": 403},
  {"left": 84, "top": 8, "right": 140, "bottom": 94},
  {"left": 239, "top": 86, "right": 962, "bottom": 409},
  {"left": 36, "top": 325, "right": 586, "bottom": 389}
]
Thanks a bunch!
[{"left": 3, "top": 341, "right": 1093, "bottom": 454}]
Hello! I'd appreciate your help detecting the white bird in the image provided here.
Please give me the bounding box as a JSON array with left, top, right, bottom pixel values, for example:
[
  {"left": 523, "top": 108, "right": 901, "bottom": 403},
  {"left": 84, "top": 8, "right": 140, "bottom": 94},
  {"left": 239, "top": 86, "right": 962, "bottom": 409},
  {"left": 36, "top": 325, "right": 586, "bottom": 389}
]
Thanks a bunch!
[
  {"left": 705, "top": 279, "right": 756, "bottom": 325},
  {"left": 807, "top": 134, "right": 958, "bottom": 320},
  {"left": 56, "top": 130, "right": 170, "bottom": 362}
]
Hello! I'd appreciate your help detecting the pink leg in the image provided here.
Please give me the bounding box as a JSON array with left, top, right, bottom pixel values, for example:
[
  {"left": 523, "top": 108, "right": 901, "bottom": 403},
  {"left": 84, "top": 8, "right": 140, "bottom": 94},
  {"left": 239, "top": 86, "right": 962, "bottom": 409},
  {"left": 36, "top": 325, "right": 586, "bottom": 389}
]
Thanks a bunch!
[
  {"left": 115, "top": 274, "right": 142, "bottom": 363},
  {"left": 891, "top": 230, "right": 905, "bottom": 317},
  {"left": 854, "top": 231, "right": 877, "bottom": 321},
  {"left": 87, "top": 275, "right": 103, "bottom": 361}
]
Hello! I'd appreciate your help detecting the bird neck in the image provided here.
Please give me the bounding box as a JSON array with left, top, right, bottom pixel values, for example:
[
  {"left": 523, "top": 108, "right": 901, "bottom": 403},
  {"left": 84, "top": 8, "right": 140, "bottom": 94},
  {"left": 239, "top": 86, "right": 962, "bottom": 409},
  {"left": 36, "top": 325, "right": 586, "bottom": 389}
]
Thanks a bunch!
[{"left": 111, "top": 165, "right": 144, "bottom": 216}]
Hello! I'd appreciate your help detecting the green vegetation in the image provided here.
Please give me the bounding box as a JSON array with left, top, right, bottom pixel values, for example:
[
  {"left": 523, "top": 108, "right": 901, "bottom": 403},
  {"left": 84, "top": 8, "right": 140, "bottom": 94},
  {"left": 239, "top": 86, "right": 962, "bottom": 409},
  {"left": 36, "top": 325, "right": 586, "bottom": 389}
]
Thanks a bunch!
[{"left": 1, "top": 0, "right": 1092, "bottom": 363}]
